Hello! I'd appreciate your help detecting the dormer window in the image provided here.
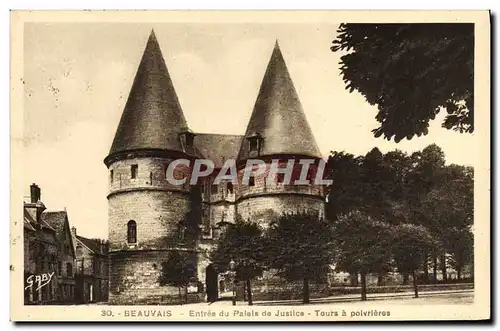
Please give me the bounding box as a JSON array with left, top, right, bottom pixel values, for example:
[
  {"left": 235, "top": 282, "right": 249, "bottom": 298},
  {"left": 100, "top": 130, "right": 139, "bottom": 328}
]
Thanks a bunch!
[
  {"left": 247, "top": 132, "right": 262, "bottom": 153},
  {"left": 179, "top": 129, "right": 196, "bottom": 150},
  {"left": 185, "top": 134, "right": 194, "bottom": 147},
  {"left": 249, "top": 139, "right": 258, "bottom": 151}
]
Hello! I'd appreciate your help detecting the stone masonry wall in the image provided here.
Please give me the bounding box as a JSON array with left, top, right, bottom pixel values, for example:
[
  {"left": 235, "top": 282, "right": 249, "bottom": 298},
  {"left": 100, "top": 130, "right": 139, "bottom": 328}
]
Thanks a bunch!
[
  {"left": 108, "top": 190, "right": 192, "bottom": 251},
  {"left": 108, "top": 250, "right": 200, "bottom": 305},
  {"left": 236, "top": 160, "right": 324, "bottom": 200},
  {"left": 108, "top": 157, "right": 192, "bottom": 194},
  {"left": 236, "top": 195, "right": 325, "bottom": 226}
]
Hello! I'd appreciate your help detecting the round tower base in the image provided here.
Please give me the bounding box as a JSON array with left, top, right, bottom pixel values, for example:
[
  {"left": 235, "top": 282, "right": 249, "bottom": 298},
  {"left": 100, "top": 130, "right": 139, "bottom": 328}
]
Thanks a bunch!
[{"left": 108, "top": 250, "right": 204, "bottom": 305}]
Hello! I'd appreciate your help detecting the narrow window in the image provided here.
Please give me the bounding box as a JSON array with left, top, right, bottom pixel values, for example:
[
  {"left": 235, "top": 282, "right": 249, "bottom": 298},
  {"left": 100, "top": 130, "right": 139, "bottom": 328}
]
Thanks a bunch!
[
  {"left": 149, "top": 172, "right": 153, "bottom": 185},
  {"left": 211, "top": 184, "right": 218, "bottom": 194},
  {"left": 249, "top": 139, "right": 258, "bottom": 152},
  {"left": 249, "top": 177, "right": 255, "bottom": 187},
  {"left": 131, "top": 165, "right": 138, "bottom": 179},
  {"left": 186, "top": 134, "right": 194, "bottom": 147},
  {"left": 127, "top": 220, "right": 137, "bottom": 244},
  {"left": 227, "top": 182, "right": 234, "bottom": 194},
  {"left": 110, "top": 170, "right": 114, "bottom": 183},
  {"left": 66, "top": 263, "right": 73, "bottom": 277},
  {"left": 277, "top": 173, "right": 285, "bottom": 184},
  {"left": 58, "top": 262, "right": 62, "bottom": 276}
]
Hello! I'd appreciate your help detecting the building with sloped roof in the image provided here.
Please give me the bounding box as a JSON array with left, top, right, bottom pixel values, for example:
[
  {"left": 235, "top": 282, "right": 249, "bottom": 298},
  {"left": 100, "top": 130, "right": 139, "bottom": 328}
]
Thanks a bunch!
[
  {"left": 73, "top": 228, "right": 109, "bottom": 304},
  {"left": 104, "top": 31, "right": 326, "bottom": 304},
  {"left": 23, "top": 184, "right": 76, "bottom": 304}
]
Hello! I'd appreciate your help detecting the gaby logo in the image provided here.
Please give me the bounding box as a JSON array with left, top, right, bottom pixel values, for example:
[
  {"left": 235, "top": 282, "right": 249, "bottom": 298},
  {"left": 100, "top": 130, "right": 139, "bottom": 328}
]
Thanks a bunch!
[
  {"left": 25, "top": 272, "right": 55, "bottom": 292},
  {"left": 164, "top": 158, "right": 332, "bottom": 186}
]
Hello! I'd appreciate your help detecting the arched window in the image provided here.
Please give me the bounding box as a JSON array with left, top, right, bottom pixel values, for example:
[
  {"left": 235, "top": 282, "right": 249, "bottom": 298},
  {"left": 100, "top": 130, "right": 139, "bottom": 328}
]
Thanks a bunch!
[{"left": 127, "top": 220, "right": 137, "bottom": 244}]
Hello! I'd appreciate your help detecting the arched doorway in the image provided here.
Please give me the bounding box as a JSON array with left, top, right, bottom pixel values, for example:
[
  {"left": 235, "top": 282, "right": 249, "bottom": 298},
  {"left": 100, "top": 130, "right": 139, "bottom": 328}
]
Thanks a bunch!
[{"left": 205, "top": 264, "right": 218, "bottom": 302}]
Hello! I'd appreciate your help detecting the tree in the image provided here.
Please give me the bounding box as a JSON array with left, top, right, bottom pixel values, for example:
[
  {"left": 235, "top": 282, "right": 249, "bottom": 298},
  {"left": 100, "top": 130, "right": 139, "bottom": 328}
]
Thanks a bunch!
[
  {"left": 267, "top": 211, "right": 335, "bottom": 304},
  {"left": 447, "top": 227, "right": 474, "bottom": 280},
  {"left": 332, "top": 211, "right": 393, "bottom": 301},
  {"left": 331, "top": 23, "right": 474, "bottom": 142},
  {"left": 327, "top": 148, "right": 409, "bottom": 285},
  {"left": 158, "top": 251, "right": 196, "bottom": 304},
  {"left": 418, "top": 162, "right": 474, "bottom": 283},
  {"left": 406, "top": 144, "right": 447, "bottom": 283},
  {"left": 392, "top": 223, "right": 437, "bottom": 298},
  {"left": 326, "top": 151, "right": 364, "bottom": 220},
  {"left": 210, "top": 219, "right": 266, "bottom": 305}
]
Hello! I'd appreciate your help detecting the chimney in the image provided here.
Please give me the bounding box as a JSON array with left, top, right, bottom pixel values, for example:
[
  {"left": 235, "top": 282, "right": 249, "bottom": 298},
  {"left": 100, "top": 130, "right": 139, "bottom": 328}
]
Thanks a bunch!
[
  {"left": 71, "top": 226, "right": 77, "bottom": 237},
  {"left": 30, "top": 183, "right": 41, "bottom": 203}
]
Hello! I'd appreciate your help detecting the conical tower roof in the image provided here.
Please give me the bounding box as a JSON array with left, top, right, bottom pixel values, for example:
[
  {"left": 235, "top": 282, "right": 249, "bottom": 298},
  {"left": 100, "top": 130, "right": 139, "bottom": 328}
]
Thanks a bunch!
[
  {"left": 108, "top": 30, "right": 189, "bottom": 157},
  {"left": 237, "top": 41, "right": 322, "bottom": 161}
]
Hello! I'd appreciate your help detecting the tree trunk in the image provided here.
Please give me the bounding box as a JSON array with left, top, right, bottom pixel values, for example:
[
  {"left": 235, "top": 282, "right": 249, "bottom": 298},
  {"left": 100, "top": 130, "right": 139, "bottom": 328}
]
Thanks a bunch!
[
  {"left": 412, "top": 270, "right": 419, "bottom": 298},
  {"left": 178, "top": 287, "right": 182, "bottom": 305},
  {"left": 423, "top": 252, "right": 429, "bottom": 284},
  {"left": 360, "top": 272, "right": 367, "bottom": 301},
  {"left": 246, "top": 279, "right": 253, "bottom": 306},
  {"left": 350, "top": 272, "right": 358, "bottom": 287},
  {"left": 441, "top": 254, "right": 448, "bottom": 283},
  {"left": 302, "top": 277, "right": 310, "bottom": 304},
  {"left": 402, "top": 271, "right": 410, "bottom": 285},
  {"left": 457, "top": 267, "right": 462, "bottom": 281},
  {"left": 433, "top": 255, "right": 438, "bottom": 284},
  {"left": 377, "top": 273, "right": 385, "bottom": 286}
]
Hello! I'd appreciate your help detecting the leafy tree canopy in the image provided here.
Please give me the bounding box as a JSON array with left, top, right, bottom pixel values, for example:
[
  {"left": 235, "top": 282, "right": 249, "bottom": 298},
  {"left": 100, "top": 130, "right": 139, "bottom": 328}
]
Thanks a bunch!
[
  {"left": 158, "top": 251, "right": 196, "bottom": 288},
  {"left": 267, "top": 211, "right": 335, "bottom": 282},
  {"left": 210, "top": 219, "right": 266, "bottom": 281},
  {"left": 332, "top": 23, "right": 474, "bottom": 142},
  {"left": 332, "top": 211, "right": 393, "bottom": 275}
]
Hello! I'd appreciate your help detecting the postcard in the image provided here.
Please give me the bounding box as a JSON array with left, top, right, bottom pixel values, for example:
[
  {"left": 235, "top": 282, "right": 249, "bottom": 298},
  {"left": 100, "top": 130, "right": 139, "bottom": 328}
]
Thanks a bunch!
[{"left": 10, "top": 10, "right": 490, "bottom": 322}]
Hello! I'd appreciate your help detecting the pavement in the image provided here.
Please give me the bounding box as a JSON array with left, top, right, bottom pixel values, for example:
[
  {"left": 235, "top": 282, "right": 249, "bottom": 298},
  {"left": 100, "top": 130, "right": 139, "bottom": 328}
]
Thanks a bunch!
[{"left": 202, "top": 289, "right": 474, "bottom": 306}]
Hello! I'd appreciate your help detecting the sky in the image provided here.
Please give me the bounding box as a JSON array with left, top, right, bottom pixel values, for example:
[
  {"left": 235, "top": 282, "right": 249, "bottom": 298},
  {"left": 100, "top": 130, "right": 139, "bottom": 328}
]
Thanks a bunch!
[{"left": 22, "top": 22, "right": 475, "bottom": 239}]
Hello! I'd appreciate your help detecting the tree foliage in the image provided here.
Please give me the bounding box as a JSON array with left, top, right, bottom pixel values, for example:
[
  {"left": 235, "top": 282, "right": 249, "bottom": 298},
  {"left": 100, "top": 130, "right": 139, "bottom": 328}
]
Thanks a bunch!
[
  {"left": 158, "top": 251, "right": 197, "bottom": 304},
  {"left": 210, "top": 219, "right": 267, "bottom": 305},
  {"left": 331, "top": 23, "right": 474, "bottom": 142},
  {"left": 327, "top": 144, "right": 474, "bottom": 285},
  {"left": 392, "top": 223, "right": 437, "bottom": 297},
  {"left": 267, "top": 211, "right": 335, "bottom": 303},
  {"left": 332, "top": 211, "right": 393, "bottom": 300}
]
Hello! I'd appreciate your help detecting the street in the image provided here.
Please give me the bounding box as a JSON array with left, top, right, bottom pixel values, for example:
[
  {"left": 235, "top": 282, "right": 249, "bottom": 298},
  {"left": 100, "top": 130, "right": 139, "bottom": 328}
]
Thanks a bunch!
[{"left": 204, "top": 290, "right": 474, "bottom": 306}]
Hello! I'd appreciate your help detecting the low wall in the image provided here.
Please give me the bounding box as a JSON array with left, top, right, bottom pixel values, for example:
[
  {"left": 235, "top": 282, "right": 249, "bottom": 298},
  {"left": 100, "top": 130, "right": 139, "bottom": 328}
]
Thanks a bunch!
[
  {"left": 236, "top": 280, "right": 330, "bottom": 302},
  {"left": 110, "top": 290, "right": 204, "bottom": 305},
  {"left": 234, "top": 281, "right": 473, "bottom": 303},
  {"left": 327, "top": 283, "right": 474, "bottom": 296}
]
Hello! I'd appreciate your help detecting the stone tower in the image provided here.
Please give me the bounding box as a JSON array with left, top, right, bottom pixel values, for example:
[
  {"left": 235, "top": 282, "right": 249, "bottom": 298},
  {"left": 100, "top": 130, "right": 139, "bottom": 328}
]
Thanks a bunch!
[
  {"left": 105, "top": 33, "right": 327, "bottom": 303},
  {"left": 104, "top": 30, "right": 199, "bottom": 304},
  {"left": 235, "top": 41, "right": 326, "bottom": 225}
]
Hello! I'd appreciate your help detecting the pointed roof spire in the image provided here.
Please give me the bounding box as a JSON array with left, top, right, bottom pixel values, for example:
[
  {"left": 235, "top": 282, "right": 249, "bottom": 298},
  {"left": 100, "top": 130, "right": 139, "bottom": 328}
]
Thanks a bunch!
[
  {"left": 237, "top": 42, "right": 322, "bottom": 161},
  {"left": 107, "top": 30, "right": 189, "bottom": 157}
]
